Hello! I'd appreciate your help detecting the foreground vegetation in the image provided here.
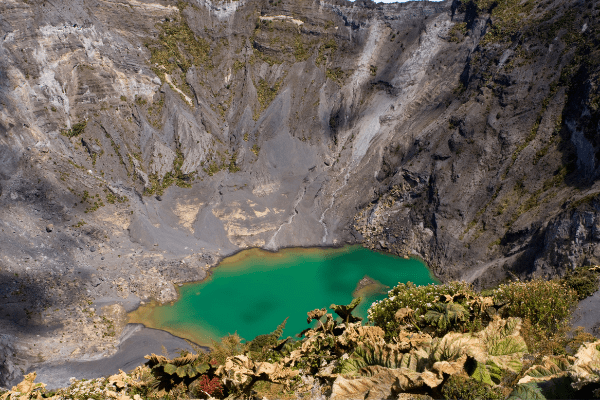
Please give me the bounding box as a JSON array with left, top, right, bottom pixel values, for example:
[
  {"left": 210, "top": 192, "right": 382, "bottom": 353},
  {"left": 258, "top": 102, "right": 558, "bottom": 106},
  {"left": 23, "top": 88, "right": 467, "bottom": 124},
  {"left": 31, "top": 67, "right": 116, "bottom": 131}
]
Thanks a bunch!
[{"left": 2, "top": 268, "right": 599, "bottom": 400}]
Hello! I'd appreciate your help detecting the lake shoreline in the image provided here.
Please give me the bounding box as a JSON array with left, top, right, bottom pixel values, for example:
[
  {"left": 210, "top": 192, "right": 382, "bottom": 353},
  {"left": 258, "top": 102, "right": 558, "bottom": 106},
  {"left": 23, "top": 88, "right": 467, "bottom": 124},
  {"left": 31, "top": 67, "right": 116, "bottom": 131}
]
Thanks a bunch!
[
  {"left": 24, "top": 324, "right": 206, "bottom": 391},
  {"left": 128, "top": 245, "right": 437, "bottom": 346},
  {"left": 127, "top": 246, "right": 364, "bottom": 346},
  {"left": 126, "top": 244, "right": 434, "bottom": 317},
  {"left": 19, "top": 245, "right": 436, "bottom": 389}
]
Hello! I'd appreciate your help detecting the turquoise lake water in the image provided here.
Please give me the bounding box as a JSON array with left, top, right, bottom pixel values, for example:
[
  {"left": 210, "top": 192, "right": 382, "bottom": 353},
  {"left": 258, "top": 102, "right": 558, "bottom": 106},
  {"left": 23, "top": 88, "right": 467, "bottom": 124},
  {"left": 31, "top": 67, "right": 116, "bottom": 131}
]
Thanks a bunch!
[{"left": 129, "top": 246, "right": 437, "bottom": 345}]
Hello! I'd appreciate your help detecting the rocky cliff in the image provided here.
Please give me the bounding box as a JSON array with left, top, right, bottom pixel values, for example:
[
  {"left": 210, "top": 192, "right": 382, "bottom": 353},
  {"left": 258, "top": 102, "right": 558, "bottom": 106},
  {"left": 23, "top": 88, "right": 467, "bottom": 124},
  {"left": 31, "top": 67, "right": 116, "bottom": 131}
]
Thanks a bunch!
[{"left": 0, "top": 0, "right": 599, "bottom": 388}]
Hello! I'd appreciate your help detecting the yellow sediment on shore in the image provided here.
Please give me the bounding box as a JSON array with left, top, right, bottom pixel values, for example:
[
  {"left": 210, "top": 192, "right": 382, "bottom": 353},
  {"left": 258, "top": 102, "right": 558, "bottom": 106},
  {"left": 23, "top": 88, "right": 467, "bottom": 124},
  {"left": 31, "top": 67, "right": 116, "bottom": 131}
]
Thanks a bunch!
[
  {"left": 217, "top": 246, "right": 350, "bottom": 268},
  {"left": 128, "top": 299, "right": 220, "bottom": 347},
  {"left": 128, "top": 247, "right": 352, "bottom": 346}
]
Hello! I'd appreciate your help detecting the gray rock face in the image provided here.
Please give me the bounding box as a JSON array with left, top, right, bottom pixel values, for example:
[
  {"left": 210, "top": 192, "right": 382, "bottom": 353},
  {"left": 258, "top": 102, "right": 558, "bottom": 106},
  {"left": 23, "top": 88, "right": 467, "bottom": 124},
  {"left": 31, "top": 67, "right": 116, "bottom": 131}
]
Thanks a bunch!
[
  {"left": 0, "top": 0, "right": 599, "bottom": 387},
  {"left": 0, "top": 334, "right": 20, "bottom": 388}
]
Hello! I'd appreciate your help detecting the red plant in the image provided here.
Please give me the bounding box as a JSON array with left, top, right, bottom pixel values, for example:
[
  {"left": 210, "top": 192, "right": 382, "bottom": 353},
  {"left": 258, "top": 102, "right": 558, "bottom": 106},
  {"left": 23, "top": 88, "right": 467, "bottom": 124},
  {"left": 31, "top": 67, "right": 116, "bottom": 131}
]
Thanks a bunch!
[
  {"left": 210, "top": 358, "right": 219, "bottom": 366},
  {"left": 197, "top": 375, "right": 223, "bottom": 397}
]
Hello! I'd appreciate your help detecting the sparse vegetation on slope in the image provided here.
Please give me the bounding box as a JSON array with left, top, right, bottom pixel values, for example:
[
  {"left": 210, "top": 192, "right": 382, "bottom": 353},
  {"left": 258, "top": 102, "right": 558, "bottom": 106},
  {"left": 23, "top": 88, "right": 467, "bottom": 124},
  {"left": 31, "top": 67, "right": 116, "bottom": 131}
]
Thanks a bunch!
[
  {"left": 254, "top": 79, "right": 281, "bottom": 120},
  {"left": 60, "top": 121, "right": 87, "bottom": 138},
  {"left": 144, "top": 149, "right": 193, "bottom": 196}
]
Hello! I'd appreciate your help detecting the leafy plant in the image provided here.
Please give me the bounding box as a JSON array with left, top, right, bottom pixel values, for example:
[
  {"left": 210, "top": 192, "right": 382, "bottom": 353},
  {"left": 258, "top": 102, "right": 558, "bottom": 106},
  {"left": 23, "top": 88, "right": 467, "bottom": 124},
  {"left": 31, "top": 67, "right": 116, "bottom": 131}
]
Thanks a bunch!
[
  {"left": 568, "top": 339, "right": 600, "bottom": 391},
  {"left": 507, "top": 381, "right": 547, "bottom": 400},
  {"left": 330, "top": 297, "right": 363, "bottom": 324},
  {"left": 424, "top": 302, "right": 470, "bottom": 333},
  {"left": 144, "top": 352, "right": 210, "bottom": 391},
  {"left": 11, "top": 276, "right": 600, "bottom": 400},
  {"left": 345, "top": 342, "right": 423, "bottom": 372}
]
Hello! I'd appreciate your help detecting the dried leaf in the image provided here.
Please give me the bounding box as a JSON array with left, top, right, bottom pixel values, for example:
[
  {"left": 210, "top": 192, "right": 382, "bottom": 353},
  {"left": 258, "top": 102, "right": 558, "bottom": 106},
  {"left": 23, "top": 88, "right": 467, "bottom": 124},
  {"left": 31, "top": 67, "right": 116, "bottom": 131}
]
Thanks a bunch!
[
  {"left": 307, "top": 308, "right": 327, "bottom": 323},
  {"left": 569, "top": 339, "right": 600, "bottom": 390},
  {"left": 14, "top": 373, "right": 45, "bottom": 395},
  {"left": 108, "top": 370, "right": 129, "bottom": 389},
  {"left": 395, "top": 307, "right": 415, "bottom": 322}
]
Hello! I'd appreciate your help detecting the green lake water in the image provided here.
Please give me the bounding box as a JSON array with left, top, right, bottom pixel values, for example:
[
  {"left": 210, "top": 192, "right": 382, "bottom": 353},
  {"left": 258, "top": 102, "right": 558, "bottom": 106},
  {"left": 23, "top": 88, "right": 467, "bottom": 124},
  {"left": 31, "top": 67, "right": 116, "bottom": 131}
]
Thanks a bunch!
[{"left": 129, "top": 246, "right": 437, "bottom": 346}]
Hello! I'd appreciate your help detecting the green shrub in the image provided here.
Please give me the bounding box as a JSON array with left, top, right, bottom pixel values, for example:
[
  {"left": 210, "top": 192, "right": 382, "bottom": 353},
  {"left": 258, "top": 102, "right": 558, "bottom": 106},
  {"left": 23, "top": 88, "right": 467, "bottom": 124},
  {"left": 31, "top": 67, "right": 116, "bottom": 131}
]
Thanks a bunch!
[
  {"left": 135, "top": 95, "right": 147, "bottom": 106},
  {"left": 256, "top": 79, "right": 280, "bottom": 111},
  {"left": 61, "top": 121, "right": 87, "bottom": 138},
  {"left": 567, "top": 326, "right": 598, "bottom": 355},
  {"left": 144, "top": 149, "right": 193, "bottom": 196},
  {"left": 228, "top": 152, "right": 240, "bottom": 173},
  {"left": 293, "top": 35, "right": 309, "bottom": 61},
  {"left": 491, "top": 279, "right": 578, "bottom": 354},
  {"left": 491, "top": 279, "right": 577, "bottom": 334},
  {"left": 316, "top": 39, "right": 337, "bottom": 65},
  {"left": 448, "top": 22, "right": 468, "bottom": 42},
  {"left": 367, "top": 281, "right": 479, "bottom": 337},
  {"left": 326, "top": 68, "right": 344, "bottom": 84},
  {"left": 560, "top": 267, "right": 599, "bottom": 300},
  {"left": 147, "top": 14, "right": 211, "bottom": 77},
  {"left": 442, "top": 374, "right": 506, "bottom": 400},
  {"left": 248, "top": 318, "right": 287, "bottom": 356},
  {"left": 210, "top": 333, "right": 247, "bottom": 366}
]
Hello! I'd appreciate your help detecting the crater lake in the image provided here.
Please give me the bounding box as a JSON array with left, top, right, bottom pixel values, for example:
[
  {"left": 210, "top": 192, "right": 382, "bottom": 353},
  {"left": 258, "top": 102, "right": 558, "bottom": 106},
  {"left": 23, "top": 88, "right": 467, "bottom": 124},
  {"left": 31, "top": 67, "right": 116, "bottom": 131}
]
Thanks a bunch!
[{"left": 128, "top": 246, "right": 437, "bottom": 345}]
